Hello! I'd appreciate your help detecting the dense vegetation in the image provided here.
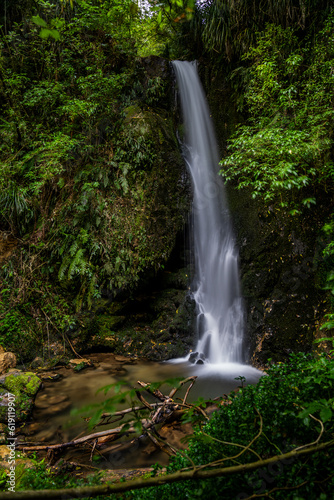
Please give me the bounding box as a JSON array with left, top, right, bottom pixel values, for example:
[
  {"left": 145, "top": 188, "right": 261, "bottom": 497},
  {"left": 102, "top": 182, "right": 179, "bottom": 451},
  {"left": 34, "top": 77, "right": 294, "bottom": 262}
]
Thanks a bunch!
[
  {"left": 1, "top": 0, "right": 334, "bottom": 498},
  {"left": 0, "top": 0, "right": 191, "bottom": 360}
]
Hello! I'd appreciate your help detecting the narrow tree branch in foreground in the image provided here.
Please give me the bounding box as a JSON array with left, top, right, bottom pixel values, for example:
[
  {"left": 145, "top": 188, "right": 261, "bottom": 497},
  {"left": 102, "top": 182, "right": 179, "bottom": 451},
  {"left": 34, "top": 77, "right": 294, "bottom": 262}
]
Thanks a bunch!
[
  {"left": 2, "top": 439, "right": 333, "bottom": 500},
  {"left": 243, "top": 478, "right": 309, "bottom": 499}
]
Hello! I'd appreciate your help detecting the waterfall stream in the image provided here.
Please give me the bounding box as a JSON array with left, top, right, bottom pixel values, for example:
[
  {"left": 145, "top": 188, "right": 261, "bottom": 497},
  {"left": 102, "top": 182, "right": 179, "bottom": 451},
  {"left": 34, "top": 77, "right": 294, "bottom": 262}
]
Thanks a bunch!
[
  {"left": 19, "top": 63, "right": 263, "bottom": 467},
  {"left": 172, "top": 60, "right": 244, "bottom": 364}
]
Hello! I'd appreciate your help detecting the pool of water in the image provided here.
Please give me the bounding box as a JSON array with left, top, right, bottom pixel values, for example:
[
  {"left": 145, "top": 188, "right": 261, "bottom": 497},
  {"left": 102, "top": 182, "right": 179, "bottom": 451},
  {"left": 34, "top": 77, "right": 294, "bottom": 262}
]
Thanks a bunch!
[{"left": 21, "top": 353, "right": 264, "bottom": 469}]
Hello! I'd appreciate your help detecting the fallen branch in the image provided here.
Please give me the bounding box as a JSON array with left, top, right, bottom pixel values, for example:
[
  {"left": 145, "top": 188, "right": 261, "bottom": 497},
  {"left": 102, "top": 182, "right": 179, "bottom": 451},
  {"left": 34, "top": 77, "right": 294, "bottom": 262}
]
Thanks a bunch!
[
  {"left": 97, "top": 403, "right": 166, "bottom": 426},
  {"left": 20, "top": 424, "right": 136, "bottom": 453},
  {"left": 137, "top": 381, "right": 166, "bottom": 401},
  {"left": 2, "top": 439, "right": 333, "bottom": 500},
  {"left": 169, "top": 376, "right": 197, "bottom": 399}
]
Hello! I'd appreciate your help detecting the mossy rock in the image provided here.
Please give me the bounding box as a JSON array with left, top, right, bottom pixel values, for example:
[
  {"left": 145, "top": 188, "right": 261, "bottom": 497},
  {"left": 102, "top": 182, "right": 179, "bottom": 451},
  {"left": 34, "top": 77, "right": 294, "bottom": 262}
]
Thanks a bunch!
[
  {"left": 4, "top": 372, "right": 41, "bottom": 397},
  {"left": 0, "top": 372, "right": 41, "bottom": 423},
  {"left": 97, "top": 315, "right": 126, "bottom": 332}
]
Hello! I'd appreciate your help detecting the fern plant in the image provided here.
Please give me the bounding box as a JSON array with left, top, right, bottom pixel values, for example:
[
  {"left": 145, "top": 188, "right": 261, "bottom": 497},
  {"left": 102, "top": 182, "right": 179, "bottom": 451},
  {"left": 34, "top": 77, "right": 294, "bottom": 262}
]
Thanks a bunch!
[{"left": 0, "top": 183, "right": 33, "bottom": 236}]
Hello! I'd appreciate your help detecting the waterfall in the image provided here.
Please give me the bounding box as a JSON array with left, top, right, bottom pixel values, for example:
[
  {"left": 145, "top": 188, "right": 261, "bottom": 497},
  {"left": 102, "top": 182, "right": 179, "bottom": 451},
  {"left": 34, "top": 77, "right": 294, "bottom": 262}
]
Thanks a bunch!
[{"left": 172, "top": 60, "right": 244, "bottom": 364}]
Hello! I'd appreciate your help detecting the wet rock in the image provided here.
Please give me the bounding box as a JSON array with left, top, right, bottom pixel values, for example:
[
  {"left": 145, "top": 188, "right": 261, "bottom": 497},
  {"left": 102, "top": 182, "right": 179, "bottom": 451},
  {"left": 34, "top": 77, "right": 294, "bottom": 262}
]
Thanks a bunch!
[
  {"left": 0, "top": 350, "right": 17, "bottom": 376},
  {"left": 23, "top": 422, "right": 40, "bottom": 435},
  {"left": 35, "top": 393, "right": 69, "bottom": 410},
  {"left": 69, "top": 358, "right": 92, "bottom": 371},
  {"left": 39, "top": 401, "right": 71, "bottom": 416},
  {"left": 0, "top": 372, "right": 42, "bottom": 423},
  {"left": 114, "top": 355, "right": 132, "bottom": 363},
  {"left": 188, "top": 352, "right": 197, "bottom": 364},
  {"left": 188, "top": 352, "right": 206, "bottom": 364},
  {"left": 38, "top": 429, "right": 58, "bottom": 442},
  {"left": 0, "top": 445, "right": 35, "bottom": 471},
  {"left": 30, "top": 357, "right": 44, "bottom": 369},
  {"left": 39, "top": 371, "right": 61, "bottom": 381}
]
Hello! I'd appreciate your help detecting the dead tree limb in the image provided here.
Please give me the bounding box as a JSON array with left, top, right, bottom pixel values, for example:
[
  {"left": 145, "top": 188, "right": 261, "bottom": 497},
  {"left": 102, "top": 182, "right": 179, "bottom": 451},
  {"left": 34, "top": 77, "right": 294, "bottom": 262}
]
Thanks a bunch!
[
  {"left": 20, "top": 425, "right": 136, "bottom": 453},
  {"left": 137, "top": 381, "right": 166, "bottom": 401},
  {"left": 169, "top": 376, "right": 197, "bottom": 399}
]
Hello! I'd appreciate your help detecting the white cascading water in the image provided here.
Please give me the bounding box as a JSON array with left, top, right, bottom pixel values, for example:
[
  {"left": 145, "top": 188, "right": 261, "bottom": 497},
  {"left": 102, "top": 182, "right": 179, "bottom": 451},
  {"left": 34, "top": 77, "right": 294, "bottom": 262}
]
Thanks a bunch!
[{"left": 172, "top": 60, "right": 244, "bottom": 364}]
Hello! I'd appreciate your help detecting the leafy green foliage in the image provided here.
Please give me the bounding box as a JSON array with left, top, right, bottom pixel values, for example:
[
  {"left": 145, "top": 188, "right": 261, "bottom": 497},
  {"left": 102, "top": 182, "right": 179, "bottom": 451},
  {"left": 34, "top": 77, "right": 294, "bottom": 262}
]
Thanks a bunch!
[
  {"left": 217, "top": 17, "right": 334, "bottom": 335},
  {"left": 14, "top": 455, "right": 103, "bottom": 491},
  {"left": 200, "top": 0, "right": 333, "bottom": 61},
  {"left": 131, "top": 353, "right": 334, "bottom": 499},
  {"left": 220, "top": 21, "right": 334, "bottom": 212}
]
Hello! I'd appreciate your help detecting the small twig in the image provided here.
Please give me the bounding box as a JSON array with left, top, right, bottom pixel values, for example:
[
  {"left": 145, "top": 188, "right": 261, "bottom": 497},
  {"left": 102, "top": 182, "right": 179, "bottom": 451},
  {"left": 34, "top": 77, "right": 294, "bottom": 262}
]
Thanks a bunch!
[
  {"left": 180, "top": 401, "right": 209, "bottom": 421},
  {"left": 66, "top": 461, "right": 99, "bottom": 470},
  {"left": 169, "top": 377, "right": 197, "bottom": 399},
  {"left": 294, "top": 411, "right": 324, "bottom": 452},
  {"left": 137, "top": 381, "right": 166, "bottom": 402},
  {"left": 314, "top": 472, "right": 334, "bottom": 484},
  {"left": 64, "top": 332, "right": 85, "bottom": 359},
  {"left": 89, "top": 439, "right": 97, "bottom": 462},
  {"left": 146, "top": 431, "right": 175, "bottom": 457},
  {"left": 196, "top": 407, "right": 263, "bottom": 471},
  {"left": 183, "top": 379, "right": 196, "bottom": 404},
  {"left": 200, "top": 431, "right": 262, "bottom": 461},
  {"left": 135, "top": 390, "right": 153, "bottom": 410}
]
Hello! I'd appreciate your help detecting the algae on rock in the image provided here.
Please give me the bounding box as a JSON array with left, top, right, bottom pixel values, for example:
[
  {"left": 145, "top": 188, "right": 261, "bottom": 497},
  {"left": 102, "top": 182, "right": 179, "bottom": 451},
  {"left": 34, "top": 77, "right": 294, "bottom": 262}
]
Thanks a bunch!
[{"left": 0, "top": 372, "right": 41, "bottom": 423}]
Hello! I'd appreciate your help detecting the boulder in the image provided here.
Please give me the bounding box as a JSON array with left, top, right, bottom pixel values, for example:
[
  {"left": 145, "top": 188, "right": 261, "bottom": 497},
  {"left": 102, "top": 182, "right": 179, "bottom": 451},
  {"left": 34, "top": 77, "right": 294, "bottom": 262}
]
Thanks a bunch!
[
  {"left": 69, "top": 358, "right": 92, "bottom": 371},
  {"left": 0, "top": 351, "right": 17, "bottom": 376},
  {"left": 0, "top": 445, "right": 34, "bottom": 471},
  {"left": 188, "top": 352, "right": 206, "bottom": 364},
  {"left": 0, "top": 372, "right": 42, "bottom": 423}
]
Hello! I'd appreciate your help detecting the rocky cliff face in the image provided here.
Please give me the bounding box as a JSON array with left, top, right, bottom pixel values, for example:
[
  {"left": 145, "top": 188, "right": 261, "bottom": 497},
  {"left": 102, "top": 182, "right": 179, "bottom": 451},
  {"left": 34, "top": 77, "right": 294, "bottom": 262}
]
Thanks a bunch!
[
  {"left": 0, "top": 57, "right": 194, "bottom": 365},
  {"left": 204, "top": 65, "right": 329, "bottom": 365}
]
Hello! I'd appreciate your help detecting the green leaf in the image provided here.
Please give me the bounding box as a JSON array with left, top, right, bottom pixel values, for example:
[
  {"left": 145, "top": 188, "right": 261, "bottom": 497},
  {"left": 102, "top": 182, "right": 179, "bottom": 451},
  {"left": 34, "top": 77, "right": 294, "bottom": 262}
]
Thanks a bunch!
[
  {"left": 320, "top": 406, "right": 332, "bottom": 422},
  {"left": 40, "top": 28, "right": 60, "bottom": 40},
  {"left": 31, "top": 15, "right": 47, "bottom": 27}
]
